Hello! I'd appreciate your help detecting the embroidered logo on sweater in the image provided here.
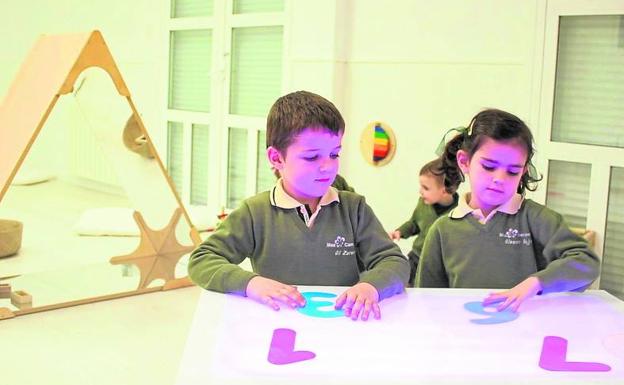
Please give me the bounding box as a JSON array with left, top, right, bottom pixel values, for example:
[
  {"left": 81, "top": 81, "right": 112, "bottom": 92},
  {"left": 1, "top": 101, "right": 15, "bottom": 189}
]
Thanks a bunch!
[
  {"left": 499, "top": 228, "right": 532, "bottom": 246},
  {"left": 326, "top": 236, "right": 355, "bottom": 256}
]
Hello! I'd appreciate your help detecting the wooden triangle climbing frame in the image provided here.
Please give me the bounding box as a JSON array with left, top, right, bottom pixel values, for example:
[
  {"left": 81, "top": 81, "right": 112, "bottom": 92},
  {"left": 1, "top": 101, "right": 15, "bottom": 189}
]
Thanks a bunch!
[{"left": 0, "top": 30, "right": 202, "bottom": 318}]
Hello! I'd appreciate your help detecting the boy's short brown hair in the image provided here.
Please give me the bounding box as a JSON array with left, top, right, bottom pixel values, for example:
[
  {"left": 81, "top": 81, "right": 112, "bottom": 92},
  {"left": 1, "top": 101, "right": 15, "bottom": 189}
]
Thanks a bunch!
[
  {"left": 420, "top": 158, "right": 459, "bottom": 194},
  {"left": 266, "top": 91, "right": 345, "bottom": 154}
]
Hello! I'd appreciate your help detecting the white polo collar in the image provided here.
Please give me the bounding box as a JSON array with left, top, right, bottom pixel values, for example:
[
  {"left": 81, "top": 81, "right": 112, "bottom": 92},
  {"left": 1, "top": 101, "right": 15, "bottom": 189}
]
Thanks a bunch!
[
  {"left": 450, "top": 192, "right": 524, "bottom": 224},
  {"left": 269, "top": 179, "right": 340, "bottom": 227}
]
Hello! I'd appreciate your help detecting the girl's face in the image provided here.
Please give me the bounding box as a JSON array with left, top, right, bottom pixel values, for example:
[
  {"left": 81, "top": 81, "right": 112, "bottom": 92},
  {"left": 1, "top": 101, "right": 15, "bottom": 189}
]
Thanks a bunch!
[{"left": 457, "top": 137, "right": 527, "bottom": 214}]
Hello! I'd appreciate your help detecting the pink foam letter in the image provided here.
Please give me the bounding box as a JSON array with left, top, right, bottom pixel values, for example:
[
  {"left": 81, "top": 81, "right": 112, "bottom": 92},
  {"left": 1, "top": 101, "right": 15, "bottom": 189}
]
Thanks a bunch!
[
  {"left": 267, "top": 328, "right": 316, "bottom": 365},
  {"left": 539, "top": 336, "right": 610, "bottom": 372}
]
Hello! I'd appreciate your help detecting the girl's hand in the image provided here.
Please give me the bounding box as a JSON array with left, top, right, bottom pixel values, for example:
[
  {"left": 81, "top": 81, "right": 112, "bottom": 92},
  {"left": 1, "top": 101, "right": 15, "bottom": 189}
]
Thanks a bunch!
[
  {"left": 389, "top": 230, "right": 401, "bottom": 241},
  {"left": 482, "top": 276, "right": 542, "bottom": 312},
  {"left": 245, "top": 276, "right": 306, "bottom": 311},
  {"left": 335, "top": 282, "right": 381, "bottom": 321}
]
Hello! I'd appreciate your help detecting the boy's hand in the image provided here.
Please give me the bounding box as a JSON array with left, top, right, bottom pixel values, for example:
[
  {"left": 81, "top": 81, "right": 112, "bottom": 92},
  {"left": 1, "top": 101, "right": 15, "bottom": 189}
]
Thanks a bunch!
[
  {"left": 482, "top": 276, "right": 542, "bottom": 312},
  {"left": 389, "top": 230, "right": 401, "bottom": 241},
  {"left": 335, "top": 282, "right": 381, "bottom": 321},
  {"left": 245, "top": 276, "right": 306, "bottom": 311}
]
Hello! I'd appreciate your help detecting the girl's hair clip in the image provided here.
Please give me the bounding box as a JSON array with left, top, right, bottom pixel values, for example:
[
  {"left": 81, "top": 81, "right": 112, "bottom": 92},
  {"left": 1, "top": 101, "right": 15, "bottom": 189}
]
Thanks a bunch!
[
  {"left": 435, "top": 126, "right": 470, "bottom": 156},
  {"left": 526, "top": 161, "right": 539, "bottom": 180}
]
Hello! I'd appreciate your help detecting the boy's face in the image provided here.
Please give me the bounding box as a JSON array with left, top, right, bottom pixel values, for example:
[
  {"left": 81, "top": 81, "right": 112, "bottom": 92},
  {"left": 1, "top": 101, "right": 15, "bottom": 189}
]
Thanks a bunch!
[
  {"left": 419, "top": 173, "right": 448, "bottom": 205},
  {"left": 268, "top": 127, "right": 342, "bottom": 205}
]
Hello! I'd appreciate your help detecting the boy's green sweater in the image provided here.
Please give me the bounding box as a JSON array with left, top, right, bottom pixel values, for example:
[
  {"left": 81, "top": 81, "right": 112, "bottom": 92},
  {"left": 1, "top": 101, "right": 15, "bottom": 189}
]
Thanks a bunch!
[
  {"left": 416, "top": 199, "right": 600, "bottom": 293},
  {"left": 397, "top": 196, "right": 458, "bottom": 257},
  {"left": 188, "top": 190, "right": 409, "bottom": 300}
]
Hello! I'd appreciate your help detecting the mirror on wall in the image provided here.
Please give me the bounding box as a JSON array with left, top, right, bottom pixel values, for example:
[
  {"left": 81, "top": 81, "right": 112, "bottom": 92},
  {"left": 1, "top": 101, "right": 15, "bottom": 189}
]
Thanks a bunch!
[{"left": 0, "top": 32, "right": 198, "bottom": 319}]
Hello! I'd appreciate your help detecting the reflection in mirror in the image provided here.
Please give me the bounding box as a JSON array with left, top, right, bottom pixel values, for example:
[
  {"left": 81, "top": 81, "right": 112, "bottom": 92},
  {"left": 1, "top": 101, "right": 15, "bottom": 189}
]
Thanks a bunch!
[{"left": 0, "top": 65, "right": 194, "bottom": 316}]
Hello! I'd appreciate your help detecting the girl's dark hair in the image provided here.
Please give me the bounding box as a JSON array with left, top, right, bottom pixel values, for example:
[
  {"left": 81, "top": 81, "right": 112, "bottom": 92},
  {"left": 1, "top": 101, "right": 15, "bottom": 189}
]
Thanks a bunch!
[{"left": 440, "top": 108, "right": 542, "bottom": 195}]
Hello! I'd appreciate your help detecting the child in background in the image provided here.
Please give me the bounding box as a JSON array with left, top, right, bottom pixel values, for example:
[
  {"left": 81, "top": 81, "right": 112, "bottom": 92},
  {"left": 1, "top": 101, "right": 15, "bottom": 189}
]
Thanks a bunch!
[
  {"left": 188, "top": 91, "right": 409, "bottom": 321},
  {"left": 416, "top": 108, "right": 600, "bottom": 311},
  {"left": 389, "top": 158, "right": 459, "bottom": 287}
]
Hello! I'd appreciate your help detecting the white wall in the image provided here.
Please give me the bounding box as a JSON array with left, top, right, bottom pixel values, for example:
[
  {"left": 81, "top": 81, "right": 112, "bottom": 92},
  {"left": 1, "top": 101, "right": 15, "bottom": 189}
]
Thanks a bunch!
[{"left": 290, "top": 0, "right": 542, "bottom": 242}]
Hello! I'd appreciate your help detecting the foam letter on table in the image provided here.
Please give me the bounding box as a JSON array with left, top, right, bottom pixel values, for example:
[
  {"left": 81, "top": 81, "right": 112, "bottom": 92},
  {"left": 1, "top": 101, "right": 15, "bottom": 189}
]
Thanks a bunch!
[
  {"left": 464, "top": 301, "right": 519, "bottom": 325},
  {"left": 539, "top": 336, "right": 611, "bottom": 372},
  {"left": 297, "top": 291, "right": 344, "bottom": 318},
  {"left": 267, "top": 328, "right": 316, "bottom": 365}
]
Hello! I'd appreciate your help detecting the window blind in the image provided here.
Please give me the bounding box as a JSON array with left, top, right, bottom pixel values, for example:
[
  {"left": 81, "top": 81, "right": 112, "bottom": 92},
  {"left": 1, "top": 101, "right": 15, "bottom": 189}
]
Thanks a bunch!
[
  {"left": 233, "top": 0, "right": 283, "bottom": 14},
  {"left": 552, "top": 15, "right": 624, "bottom": 148},
  {"left": 256, "top": 130, "right": 274, "bottom": 193},
  {"left": 191, "top": 123, "right": 209, "bottom": 205},
  {"left": 229, "top": 26, "right": 283, "bottom": 116},
  {"left": 171, "top": 0, "right": 213, "bottom": 18},
  {"left": 227, "top": 128, "right": 248, "bottom": 208},
  {"left": 169, "top": 29, "right": 212, "bottom": 112},
  {"left": 601, "top": 167, "right": 624, "bottom": 300},
  {"left": 167, "top": 121, "right": 184, "bottom": 196},
  {"left": 545, "top": 160, "right": 591, "bottom": 229}
]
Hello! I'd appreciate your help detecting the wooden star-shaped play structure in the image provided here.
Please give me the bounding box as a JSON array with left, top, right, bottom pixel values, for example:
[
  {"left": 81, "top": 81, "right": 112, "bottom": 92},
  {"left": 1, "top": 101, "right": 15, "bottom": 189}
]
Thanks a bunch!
[{"left": 110, "top": 208, "right": 195, "bottom": 290}]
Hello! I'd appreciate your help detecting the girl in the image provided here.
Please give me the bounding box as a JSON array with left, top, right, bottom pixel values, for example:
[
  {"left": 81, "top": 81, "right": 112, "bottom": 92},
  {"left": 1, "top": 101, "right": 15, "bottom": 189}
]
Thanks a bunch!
[{"left": 416, "top": 109, "right": 600, "bottom": 312}]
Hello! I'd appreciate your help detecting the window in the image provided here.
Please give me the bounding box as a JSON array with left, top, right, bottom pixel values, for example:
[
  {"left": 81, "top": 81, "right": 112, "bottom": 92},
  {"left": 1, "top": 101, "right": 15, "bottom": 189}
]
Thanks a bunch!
[
  {"left": 603, "top": 167, "right": 624, "bottom": 299},
  {"left": 165, "top": 1, "right": 286, "bottom": 214},
  {"left": 536, "top": 0, "right": 624, "bottom": 297},
  {"left": 191, "top": 123, "right": 210, "bottom": 204},
  {"left": 256, "top": 130, "right": 275, "bottom": 193},
  {"left": 551, "top": 15, "right": 624, "bottom": 148},
  {"left": 171, "top": 0, "right": 214, "bottom": 18},
  {"left": 167, "top": 121, "right": 184, "bottom": 195},
  {"left": 226, "top": 127, "right": 248, "bottom": 208},
  {"left": 169, "top": 29, "right": 212, "bottom": 113},
  {"left": 233, "top": 0, "right": 284, "bottom": 14},
  {"left": 229, "top": 26, "right": 283, "bottom": 117},
  {"left": 545, "top": 160, "right": 591, "bottom": 229}
]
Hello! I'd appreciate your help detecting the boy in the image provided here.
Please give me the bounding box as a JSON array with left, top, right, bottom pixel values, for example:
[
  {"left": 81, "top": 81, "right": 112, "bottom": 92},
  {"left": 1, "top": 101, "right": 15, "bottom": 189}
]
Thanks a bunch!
[
  {"left": 189, "top": 91, "right": 409, "bottom": 321},
  {"left": 389, "top": 158, "right": 459, "bottom": 286}
]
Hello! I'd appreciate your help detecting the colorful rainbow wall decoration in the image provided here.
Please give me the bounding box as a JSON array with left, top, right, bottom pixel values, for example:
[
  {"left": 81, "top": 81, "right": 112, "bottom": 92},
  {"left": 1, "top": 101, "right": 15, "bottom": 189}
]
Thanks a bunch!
[
  {"left": 373, "top": 124, "right": 390, "bottom": 161},
  {"left": 359, "top": 121, "right": 396, "bottom": 167}
]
